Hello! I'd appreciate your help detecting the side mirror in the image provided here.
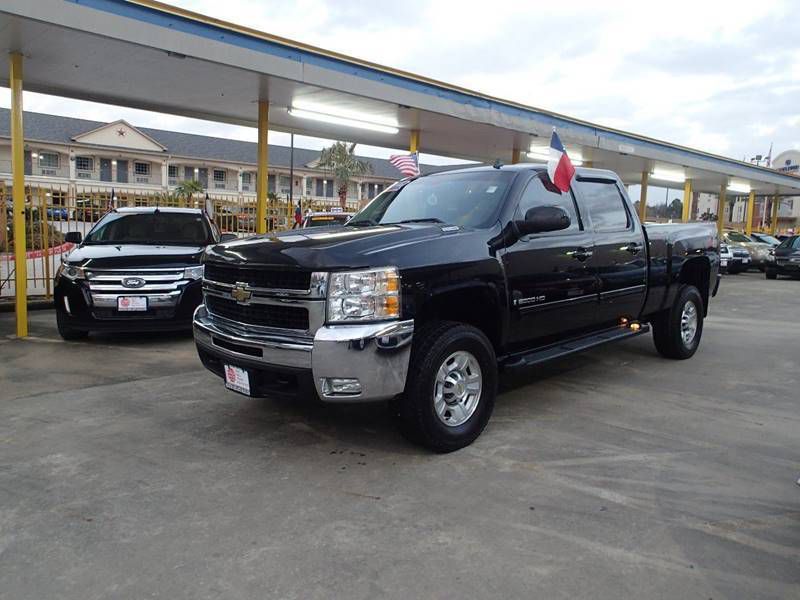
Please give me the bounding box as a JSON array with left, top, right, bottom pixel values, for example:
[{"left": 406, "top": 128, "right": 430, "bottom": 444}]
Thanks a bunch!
[
  {"left": 219, "top": 233, "right": 238, "bottom": 243},
  {"left": 64, "top": 231, "right": 82, "bottom": 244},
  {"left": 515, "top": 206, "right": 571, "bottom": 237}
]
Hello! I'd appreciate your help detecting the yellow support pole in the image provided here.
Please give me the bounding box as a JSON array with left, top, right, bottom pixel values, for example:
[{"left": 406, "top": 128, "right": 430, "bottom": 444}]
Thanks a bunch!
[
  {"left": 256, "top": 101, "right": 269, "bottom": 235},
  {"left": 511, "top": 148, "right": 522, "bottom": 165},
  {"left": 770, "top": 195, "right": 780, "bottom": 235},
  {"left": 745, "top": 190, "right": 756, "bottom": 237},
  {"left": 10, "top": 53, "right": 27, "bottom": 338},
  {"left": 717, "top": 184, "right": 726, "bottom": 238},
  {"left": 638, "top": 171, "right": 649, "bottom": 222},
  {"left": 409, "top": 130, "right": 420, "bottom": 154},
  {"left": 681, "top": 179, "right": 692, "bottom": 222}
]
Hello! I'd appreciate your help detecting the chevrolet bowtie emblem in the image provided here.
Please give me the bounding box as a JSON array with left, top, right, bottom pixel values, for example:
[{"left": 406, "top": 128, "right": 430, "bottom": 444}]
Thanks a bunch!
[{"left": 230, "top": 283, "right": 252, "bottom": 304}]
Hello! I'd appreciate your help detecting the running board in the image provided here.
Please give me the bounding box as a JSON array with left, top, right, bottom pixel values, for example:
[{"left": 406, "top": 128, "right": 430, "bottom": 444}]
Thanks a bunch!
[{"left": 500, "top": 323, "right": 650, "bottom": 371}]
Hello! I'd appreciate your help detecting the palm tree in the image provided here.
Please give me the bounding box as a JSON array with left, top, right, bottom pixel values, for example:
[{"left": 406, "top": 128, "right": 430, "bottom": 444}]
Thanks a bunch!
[
  {"left": 175, "top": 179, "right": 204, "bottom": 207},
  {"left": 317, "top": 142, "right": 371, "bottom": 209}
]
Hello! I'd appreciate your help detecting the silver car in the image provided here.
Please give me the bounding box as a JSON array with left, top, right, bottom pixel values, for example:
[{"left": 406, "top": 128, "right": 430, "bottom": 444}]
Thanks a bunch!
[{"left": 722, "top": 231, "right": 771, "bottom": 271}]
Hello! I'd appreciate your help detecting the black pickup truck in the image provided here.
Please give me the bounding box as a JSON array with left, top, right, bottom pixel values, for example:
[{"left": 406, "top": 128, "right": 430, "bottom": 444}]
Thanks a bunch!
[{"left": 194, "top": 165, "right": 720, "bottom": 451}]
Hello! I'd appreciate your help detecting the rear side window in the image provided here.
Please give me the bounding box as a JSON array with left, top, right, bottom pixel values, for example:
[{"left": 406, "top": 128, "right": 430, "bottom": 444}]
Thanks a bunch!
[
  {"left": 515, "top": 175, "right": 581, "bottom": 233},
  {"left": 574, "top": 180, "right": 630, "bottom": 232}
]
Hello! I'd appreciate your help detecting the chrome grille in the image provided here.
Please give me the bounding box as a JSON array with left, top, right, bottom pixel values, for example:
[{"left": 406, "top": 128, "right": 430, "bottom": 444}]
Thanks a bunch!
[{"left": 86, "top": 267, "right": 190, "bottom": 309}]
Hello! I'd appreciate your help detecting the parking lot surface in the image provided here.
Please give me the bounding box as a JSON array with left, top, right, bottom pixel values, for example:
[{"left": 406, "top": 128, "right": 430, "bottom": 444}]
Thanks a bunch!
[{"left": 1, "top": 272, "right": 799, "bottom": 599}]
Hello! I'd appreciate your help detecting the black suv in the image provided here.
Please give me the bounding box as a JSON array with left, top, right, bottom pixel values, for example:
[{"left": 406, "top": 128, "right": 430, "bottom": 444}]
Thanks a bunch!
[{"left": 55, "top": 207, "right": 232, "bottom": 339}]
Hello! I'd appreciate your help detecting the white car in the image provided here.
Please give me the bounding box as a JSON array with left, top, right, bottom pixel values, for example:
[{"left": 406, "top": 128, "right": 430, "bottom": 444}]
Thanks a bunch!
[{"left": 720, "top": 243, "right": 750, "bottom": 274}]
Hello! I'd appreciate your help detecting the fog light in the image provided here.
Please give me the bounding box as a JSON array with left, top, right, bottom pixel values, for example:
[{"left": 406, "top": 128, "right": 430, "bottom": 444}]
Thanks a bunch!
[{"left": 321, "top": 377, "right": 362, "bottom": 396}]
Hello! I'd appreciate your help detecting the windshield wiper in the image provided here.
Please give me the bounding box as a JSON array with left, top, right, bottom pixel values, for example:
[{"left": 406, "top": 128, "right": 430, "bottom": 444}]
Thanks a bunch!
[
  {"left": 348, "top": 219, "right": 378, "bottom": 227},
  {"left": 388, "top": 218, "right": 445, "bottom": 225}
]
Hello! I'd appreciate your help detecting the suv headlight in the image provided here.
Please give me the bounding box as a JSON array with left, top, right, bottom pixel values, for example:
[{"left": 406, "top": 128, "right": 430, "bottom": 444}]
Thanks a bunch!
[
  {"left": 57, "top": 263, "right": 86, "bottom": 281},
  {"left": 183, "top": 265, "right": 205, "bottom": 280},
  {"left": 327, "top": 267, "right": 400, "bottom": 323}
]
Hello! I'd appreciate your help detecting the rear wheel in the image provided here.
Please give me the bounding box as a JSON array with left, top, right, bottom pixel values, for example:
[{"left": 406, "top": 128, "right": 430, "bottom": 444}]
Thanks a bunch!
[
  {"left": 765, "top": 268, "right": 778, "bottom": 280},
  {"left": 652, "top": 285, "right": 704, "bottom": 360},
  {"left": 398, "top": 321, "right": 496, "bottom": 453},
  {"left": 56, "top": 310, "right": 88, "bottom": 341}
]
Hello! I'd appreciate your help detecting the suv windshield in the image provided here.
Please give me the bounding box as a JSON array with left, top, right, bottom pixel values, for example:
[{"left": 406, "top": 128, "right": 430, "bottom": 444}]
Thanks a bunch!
[
  {"left": 84, "top": 212, "right": 213, "bottom": 246},
  {"left": 348, "top": 170, "right": 514, "bottom": 228}
]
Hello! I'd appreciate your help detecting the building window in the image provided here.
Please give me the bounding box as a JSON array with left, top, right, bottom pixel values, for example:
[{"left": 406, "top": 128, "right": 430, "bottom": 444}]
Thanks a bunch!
[
  {"left": 241, "top": 172, "right": 252, "bottom": 185},
  {"left": 213, "top": 169, "right": 226, "bottom": 182},
  {"left": 76, "top": 156, "right": 93, "bottom": 172},
  {"left": 168, "top": 165, "right": 178, "bottom": 178},
  {"left": 39, "top": 152, "right": 59, "bottom": 168},
  {"left": 134, "top": 162, "right": 151, "bottom": 176}
]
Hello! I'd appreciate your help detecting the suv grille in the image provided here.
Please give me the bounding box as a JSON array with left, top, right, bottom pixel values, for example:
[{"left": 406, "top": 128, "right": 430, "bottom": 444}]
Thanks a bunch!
[
  {"left": 204, "top": 263, "right": 310, "bottom": 291},
  {"left": 205, "top": 295, "right": 309, "bottom": 330}
]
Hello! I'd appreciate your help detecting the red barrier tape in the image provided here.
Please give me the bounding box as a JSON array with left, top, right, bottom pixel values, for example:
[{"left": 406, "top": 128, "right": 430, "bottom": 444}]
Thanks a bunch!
[{"left": 0, "top": 242, "right": 75, "bottom": 260}]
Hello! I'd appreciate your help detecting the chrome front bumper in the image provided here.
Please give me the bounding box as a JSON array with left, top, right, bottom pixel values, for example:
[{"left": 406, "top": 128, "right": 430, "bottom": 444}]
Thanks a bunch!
[{"left": 193, "top": 305, "right": 414, "bottom": 403}]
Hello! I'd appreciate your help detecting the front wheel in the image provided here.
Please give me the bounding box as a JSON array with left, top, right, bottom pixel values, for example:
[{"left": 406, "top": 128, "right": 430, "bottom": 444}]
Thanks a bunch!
[
  {"left": 651, "top": 285, "right": 704, "bottom": 360},
  {"left": 56, "top": 310, "right": 88, "bottom": 341},
  {"left": 398, "top": 321, "right": 497, "bottom": 453},
  {"left": 765, "top": 268, "right": 778, "bottom": 280}
]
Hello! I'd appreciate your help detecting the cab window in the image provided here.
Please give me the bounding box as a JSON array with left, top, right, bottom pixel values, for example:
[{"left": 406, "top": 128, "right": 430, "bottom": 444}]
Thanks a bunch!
[
  {"left": 574, "top": 180, "right": 631, "bottom": 232},
  {"left": 514, "top": 175, "right": 581, "bottom": 233}
]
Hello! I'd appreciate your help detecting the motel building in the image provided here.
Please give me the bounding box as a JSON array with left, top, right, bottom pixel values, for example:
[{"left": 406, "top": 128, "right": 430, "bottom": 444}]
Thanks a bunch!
[{"left": 0, "top": 108, "right": 417, "bottom": 231}]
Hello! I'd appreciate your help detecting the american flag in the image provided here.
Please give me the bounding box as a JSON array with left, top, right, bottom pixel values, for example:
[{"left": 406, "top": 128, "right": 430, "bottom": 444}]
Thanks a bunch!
[{"left": 389, "top": 152, "right": 420, "bottom": 177}]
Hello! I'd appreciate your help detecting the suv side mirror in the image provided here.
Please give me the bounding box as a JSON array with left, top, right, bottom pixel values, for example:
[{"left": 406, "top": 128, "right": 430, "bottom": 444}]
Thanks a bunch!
[
  {"left": 515, "top": 206, "right": 571, "bottom": 237},
  {"left": 65, "top": 231, "right": 82, "bottom": 244},
  {"left": 219, "top": 233, "right": 238, "bottom": 243}
]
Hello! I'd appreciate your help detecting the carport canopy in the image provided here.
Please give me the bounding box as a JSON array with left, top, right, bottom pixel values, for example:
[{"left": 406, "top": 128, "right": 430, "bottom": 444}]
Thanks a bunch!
[{"left": 2, "top": 0, "right": 800, "bottom": 198}]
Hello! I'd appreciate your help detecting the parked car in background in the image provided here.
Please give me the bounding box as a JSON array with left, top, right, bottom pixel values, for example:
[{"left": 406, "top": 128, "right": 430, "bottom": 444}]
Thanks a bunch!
[
  {"left": 766, "top": 235, "right": 800, "bottom": 280},
  {"left": 73, "top": 198, "right": 106, "bottom": 222},
  {"left": 748, "top": 232, "right": 781, "bottom": 247},
  {"left": 194, "top": 165, "right": 719, "bottom": 452},
  {"left": 720, "top": 243, "right": 750, "bottom": 274},
  {"left": 55, "top": 207, "right": 233, "bottom": 340},
  {"left": 301, "top": 211, "right": 354, "bottom": 228},
  {"left": 47, "top": 206, "right": 69, "bottom": 220},
  {"left": 722, "top": 230, "right": 771, "bottom": 271}
]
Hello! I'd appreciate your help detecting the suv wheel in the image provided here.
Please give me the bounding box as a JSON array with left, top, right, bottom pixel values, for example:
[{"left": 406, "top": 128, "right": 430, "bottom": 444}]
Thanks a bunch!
[
  {"left": 399, "top": 321, "right": 497, "bottom": 453},
  {"left": 765, "top": 268, "right": 778, "bottom": 280},
  {"left": 56, "top": 310, "right": 88, "bottom": 341},
  {"left": 652, "top": 285, "right": 704, "bottom": 360}
]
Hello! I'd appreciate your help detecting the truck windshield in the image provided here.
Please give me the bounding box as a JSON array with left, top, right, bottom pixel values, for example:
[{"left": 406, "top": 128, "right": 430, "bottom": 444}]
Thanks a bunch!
[
  {"left": 84, "top": 212, "right": 214, "bottom": 246},
  {"left": 348, "top": 171, "right": 514, "bottom": 228}
]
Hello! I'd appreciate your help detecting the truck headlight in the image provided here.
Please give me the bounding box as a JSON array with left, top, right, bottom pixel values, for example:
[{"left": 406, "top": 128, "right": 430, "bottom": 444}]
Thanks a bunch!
[
  {"left": 327, "top": 267, "right": 400, "bottom": 323},
  {"left": 183, "top": 265, "right": 205, "bottom": 280}
]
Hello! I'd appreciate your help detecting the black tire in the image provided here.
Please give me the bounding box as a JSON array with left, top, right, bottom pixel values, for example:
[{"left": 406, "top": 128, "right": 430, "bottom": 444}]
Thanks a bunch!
[
  {"left": 651, "top": 285, "right": 704, "bottom": 360},
  {"left": 727, "top": 266, "right": 740, "bottom": 275},
  {"left": 398, "top": 321, "right": 497, "bottom": 453},
  {"left": 765, "top": 269, "right": 778, "bottom": 280},
  {"left": 56, "top": 310, "right": 88, "bottom": 341}
]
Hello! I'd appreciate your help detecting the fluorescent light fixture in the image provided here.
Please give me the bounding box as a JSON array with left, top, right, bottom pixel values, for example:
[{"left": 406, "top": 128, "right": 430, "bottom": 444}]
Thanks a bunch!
[
  {"left": 31, "top": 152, "right": 38, "bottom": 159},
  {"left": 528, "top": 145, "right": 583, "bottom": 164},
  {"left": 289, "top": 106, "right": 400, "bottom": 135},
  {"left": 727, "top": 182, "right": 751, "bottom": 194},
  {"left": 650, "top": 168, "right": 686, "bottom": 183}
]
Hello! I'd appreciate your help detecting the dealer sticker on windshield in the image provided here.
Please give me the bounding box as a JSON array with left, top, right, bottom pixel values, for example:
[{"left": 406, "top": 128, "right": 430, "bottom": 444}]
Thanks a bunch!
[
  {"left": 118, "top": 296, "right": 147, "bottom": 311},
  {"left": 224, "top": 365, "right": 251, "bottom": 396}
]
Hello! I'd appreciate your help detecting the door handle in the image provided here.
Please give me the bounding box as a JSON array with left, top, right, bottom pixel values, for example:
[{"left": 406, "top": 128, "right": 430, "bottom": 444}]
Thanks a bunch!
[
  {"left": 566, "top": 248, "right": 593, "bottom": 261},
  {"left": 623, "top": 243, "right": 643, "bottom": 254}
]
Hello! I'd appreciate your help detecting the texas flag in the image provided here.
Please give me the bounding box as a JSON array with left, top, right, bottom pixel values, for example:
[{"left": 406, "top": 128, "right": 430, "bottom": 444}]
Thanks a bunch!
[{"left": 547, "top": 130, "right": 576, "bottom": 193}]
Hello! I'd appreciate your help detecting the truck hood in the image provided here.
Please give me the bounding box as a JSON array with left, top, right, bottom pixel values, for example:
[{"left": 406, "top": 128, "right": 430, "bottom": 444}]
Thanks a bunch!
[
  {"left": 65, "top": 244, "right": 206, "bottom": 269},
  {"left": 204, "top": 223, "right": 488, "bottom": 271}
]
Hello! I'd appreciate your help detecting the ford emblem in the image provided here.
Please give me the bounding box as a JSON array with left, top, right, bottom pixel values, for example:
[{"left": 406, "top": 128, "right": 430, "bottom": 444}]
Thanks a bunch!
[{"left": 122, "top": 277, "right": 146, "bottom": 289}]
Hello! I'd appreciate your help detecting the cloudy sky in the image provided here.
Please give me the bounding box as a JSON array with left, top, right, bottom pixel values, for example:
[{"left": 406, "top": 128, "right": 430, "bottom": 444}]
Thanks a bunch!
[{"left": 1, "top": 0, "right": 798, "bottom": 197}]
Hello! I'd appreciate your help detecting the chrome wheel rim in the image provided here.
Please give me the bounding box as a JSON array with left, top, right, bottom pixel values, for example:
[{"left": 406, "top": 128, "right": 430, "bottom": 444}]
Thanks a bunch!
[
  {"left": 433, "top": 350, "right": 482, "bottom": 427},
  {"left": 680, "top": 300, "right": 698, "bottom": 347}
]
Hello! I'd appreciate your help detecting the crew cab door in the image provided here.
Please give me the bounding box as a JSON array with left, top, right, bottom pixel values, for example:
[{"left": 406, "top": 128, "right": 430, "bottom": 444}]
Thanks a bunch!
[
  {"left": 572, "top": 177, "right": 647, "bottom": 327},
  {"left": 501, "top": 173, "right": 598, "bottom": 346}
]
